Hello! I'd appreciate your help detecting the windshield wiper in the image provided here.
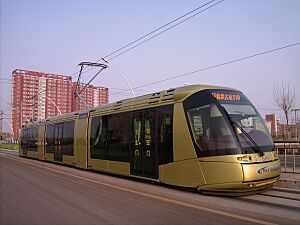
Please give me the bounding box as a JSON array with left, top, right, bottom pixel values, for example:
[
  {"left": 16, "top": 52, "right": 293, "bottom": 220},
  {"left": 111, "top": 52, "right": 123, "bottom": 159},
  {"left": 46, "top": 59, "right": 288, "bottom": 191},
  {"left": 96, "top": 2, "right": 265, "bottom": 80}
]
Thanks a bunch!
[{"left": 222, "top": 107, "right": 265, "bottom": 157}]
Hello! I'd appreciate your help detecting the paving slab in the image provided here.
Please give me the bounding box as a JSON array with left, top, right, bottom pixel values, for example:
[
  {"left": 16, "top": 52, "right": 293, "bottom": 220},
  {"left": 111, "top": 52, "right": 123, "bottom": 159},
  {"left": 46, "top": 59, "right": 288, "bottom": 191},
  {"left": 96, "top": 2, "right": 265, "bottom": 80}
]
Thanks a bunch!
[{"left": 276, "top": 172, "right": 300, "bottom": 190}]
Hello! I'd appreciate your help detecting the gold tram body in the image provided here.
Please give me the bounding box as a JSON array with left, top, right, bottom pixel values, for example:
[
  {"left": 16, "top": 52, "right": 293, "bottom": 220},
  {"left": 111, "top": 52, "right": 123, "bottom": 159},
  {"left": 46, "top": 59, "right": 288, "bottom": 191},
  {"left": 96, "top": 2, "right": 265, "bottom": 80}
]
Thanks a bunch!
[{"left": 19, "top": 85, "right": 281, "bottom": 194}]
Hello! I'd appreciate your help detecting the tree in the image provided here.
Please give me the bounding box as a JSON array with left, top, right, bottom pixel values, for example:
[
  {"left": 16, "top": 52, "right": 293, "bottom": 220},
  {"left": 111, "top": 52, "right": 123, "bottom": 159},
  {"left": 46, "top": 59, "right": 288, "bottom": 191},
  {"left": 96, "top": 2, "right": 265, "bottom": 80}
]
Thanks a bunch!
[{"left": 273, "top": 82, "right": 295, "bottom": 138}]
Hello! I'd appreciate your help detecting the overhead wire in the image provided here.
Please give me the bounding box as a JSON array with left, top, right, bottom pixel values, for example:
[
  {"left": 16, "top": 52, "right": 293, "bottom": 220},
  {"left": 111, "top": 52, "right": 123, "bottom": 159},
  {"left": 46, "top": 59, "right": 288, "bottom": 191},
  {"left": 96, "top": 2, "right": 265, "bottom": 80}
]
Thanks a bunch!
[
  {"left": 104, "top": 0, "right": 218, "bottom": 60},
  {"left": 106, "top": 0, "right": 224, "bottom": 61},
  {"left": 30, "top": 0, "right": 224, "bottom": 99},
  {"left": 22, "top": 0, "right": 225, "bottom": 100},
  {"left": 110, "top": 42, "right": 300, "bottom": 96},
  {"left": 74, "top": 0, "right": 224, "bottom": 82}
]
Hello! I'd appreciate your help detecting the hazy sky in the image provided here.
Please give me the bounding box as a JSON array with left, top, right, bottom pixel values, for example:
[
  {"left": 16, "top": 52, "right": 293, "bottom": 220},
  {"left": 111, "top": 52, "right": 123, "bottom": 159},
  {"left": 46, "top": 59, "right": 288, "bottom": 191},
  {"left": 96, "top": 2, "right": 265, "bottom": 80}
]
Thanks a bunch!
[{"left": 1, "top": 0, "right": 300, "bottom": 132}]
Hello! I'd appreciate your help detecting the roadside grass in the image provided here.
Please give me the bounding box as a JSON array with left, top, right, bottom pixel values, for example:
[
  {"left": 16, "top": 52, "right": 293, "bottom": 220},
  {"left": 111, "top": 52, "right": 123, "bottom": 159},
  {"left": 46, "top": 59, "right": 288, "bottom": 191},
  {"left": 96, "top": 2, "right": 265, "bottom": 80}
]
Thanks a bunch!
[{"left": 0, "top": 143, "right": 19, "bottom": 151}]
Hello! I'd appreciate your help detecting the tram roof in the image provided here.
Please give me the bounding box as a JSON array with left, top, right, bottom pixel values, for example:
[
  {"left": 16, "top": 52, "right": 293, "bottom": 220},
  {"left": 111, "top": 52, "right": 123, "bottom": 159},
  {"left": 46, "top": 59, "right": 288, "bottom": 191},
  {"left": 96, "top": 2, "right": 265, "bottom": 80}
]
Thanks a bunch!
[{"left": 24, "top": 84, "right": 239, "bottom": 125}]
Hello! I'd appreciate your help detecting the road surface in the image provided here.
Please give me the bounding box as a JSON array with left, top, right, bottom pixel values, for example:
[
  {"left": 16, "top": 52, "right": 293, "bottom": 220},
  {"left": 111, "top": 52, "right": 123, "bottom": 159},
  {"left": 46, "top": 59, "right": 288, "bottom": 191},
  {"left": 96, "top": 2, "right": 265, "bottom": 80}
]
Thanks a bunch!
[{"left": 1, "top": 149, "right": 300, "bottom": 225}]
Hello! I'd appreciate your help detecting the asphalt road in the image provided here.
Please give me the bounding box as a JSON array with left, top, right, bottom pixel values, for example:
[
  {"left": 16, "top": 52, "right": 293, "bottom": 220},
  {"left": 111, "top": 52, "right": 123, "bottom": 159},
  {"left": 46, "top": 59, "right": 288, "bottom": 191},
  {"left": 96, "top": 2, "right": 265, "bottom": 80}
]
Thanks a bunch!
[{"left": 1, "top": 149, "right": 300, "bottom": 225}]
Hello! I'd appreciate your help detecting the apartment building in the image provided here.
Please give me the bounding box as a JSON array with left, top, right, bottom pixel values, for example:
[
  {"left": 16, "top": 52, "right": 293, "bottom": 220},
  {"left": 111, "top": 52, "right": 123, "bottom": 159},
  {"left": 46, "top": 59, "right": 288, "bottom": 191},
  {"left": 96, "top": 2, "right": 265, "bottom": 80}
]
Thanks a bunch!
[{"left": 11, "top": 69, "right": 108, "bottom": 139}]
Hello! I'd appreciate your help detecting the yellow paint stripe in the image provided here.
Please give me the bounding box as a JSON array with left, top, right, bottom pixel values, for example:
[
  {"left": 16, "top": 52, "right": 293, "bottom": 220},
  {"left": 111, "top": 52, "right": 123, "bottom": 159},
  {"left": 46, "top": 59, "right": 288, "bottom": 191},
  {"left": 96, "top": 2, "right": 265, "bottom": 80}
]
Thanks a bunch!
[{"left": 1, "top": 154, "right": 277, "bottom": 225}]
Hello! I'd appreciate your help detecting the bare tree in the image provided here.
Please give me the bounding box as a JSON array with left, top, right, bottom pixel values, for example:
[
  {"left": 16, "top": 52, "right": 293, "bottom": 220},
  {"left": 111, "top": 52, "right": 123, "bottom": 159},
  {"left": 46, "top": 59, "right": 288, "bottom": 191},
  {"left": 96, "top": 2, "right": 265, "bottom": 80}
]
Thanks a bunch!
[{"left": 273, "top": 82, "right": 295, "bottom": 126}]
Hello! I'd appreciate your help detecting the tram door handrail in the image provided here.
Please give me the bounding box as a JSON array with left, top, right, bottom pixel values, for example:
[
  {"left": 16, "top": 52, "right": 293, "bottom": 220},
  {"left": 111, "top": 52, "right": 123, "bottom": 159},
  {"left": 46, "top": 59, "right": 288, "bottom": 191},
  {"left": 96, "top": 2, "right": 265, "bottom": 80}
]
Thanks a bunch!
[{"left": 274, "top": 140, "right": 300, "bottom": 173}]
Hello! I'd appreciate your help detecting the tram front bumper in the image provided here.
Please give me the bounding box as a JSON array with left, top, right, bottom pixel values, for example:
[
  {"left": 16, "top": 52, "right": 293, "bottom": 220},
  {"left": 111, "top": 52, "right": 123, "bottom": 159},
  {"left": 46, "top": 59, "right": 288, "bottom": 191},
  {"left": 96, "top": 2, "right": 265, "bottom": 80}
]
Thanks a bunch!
[
  {"left": 242, "top": 160, "right": 281, "bottom": 182},
  {"left": 197, "top": 160, "right": 281, "bottom": 194}
]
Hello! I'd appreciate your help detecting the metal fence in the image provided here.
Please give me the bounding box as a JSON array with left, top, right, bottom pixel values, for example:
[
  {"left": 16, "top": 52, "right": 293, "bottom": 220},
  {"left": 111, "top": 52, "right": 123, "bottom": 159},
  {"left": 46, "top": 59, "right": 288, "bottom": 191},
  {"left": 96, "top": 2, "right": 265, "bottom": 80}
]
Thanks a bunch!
[{"left": 274, "top": 140, "right": 300, "bottom": 173}]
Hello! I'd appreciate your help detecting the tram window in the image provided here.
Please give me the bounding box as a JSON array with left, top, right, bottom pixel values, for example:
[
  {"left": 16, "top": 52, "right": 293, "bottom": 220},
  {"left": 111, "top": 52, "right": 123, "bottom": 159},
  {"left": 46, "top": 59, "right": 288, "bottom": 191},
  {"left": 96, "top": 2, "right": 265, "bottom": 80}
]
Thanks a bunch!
[
  {"left": 157, "top": 105, "right": 173, "bottom": 165},
  {"left": 46, "top": 124, "right": 55, "bottom": 153},
  {"left": 187, "top": 104, "right": 237, "bottom": 151},
  {"left": 90, "top": 113, "right": 130, "bottom": 162},
  {"left": 90, "top": 116, "right": 108, "bottom": 159},
  {"left": 107, "top": 113, "right": 130, "bottom": 162},
  {"left": 33, "top": 127, "right": 38, "bottom": 151},
  {"left": 23, "top": 129, "right": 28, "bottom": 149},
  {"left": 20, "top": 129, "right": 26, "bottom": 149},
  {"left": 25, "top": 129, "right": 29, "bottom": 150},
  {"left": 27, "top": 128, "right": 32, "bottom": 150},
  {"left": 27, "top": 127, "right": 38, "bottom": 152},
  {"left": 62, "top": 121, "right": 74, "bottom": 156}
]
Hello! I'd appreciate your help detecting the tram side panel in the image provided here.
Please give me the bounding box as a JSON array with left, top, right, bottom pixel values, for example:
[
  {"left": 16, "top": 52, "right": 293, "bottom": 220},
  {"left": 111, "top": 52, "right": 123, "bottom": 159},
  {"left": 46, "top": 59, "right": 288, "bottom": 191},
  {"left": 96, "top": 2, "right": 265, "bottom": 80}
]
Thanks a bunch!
[
  {"left": 159, "top": 102, "right": 206, "bottom": 188},
  {"left": 19, "top": 128, "right": 25, "bottom": 156},
  {"left": 75, "top": 113, "right": 89, "bottom": 169},
  {"left": 38, "top": 124, "right": 46, "bottom": 160},
  {"left": 44, "top": 123, "right": 54, "bottom": 161}
]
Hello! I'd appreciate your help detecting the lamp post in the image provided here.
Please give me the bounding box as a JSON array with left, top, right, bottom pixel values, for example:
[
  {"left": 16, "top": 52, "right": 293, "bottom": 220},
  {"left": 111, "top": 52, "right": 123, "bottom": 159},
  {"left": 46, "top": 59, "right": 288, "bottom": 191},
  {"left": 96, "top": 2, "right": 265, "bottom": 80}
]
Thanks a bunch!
[
  {"left": 8, "top": 103, "right": 30, "bottom": 140},
  {"left": 2, "top": 118, "right": 14, "bottom": 141},
  {"left": 291, "top": 108, "right": 300, "bottom": 140},
  {"left": 102, "top": 58, "right": 136, "bottom": 97},
  {"left": 45, "top": 96, "right": 62, "bottom": 114},
  {"left": 31, "top": 94, "right": 62, "bottom": 121},
  {"left": 7, "top": 103, "right": 30, "bottom": 124}
]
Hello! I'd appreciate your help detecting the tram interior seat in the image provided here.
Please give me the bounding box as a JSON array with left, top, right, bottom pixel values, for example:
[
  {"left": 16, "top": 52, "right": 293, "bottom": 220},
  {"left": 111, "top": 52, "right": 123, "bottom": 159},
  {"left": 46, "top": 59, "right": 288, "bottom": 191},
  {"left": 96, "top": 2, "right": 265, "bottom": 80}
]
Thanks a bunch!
[{"left": 196, "top": 135, "right": 235, "bottom": 151}]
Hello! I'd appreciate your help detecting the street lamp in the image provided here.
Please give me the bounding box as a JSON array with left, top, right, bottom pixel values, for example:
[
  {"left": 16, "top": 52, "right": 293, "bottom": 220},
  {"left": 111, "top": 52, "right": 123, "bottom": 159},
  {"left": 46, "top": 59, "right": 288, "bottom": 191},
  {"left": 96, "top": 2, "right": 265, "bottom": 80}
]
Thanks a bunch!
[
  {"left": 1, "top": 118, "right": 14, "bottom": 141},
  {"left": 7, "top": 103, "right": 30, "bottom": 140},
  {"left": 7, "top": 103, "right": 30, "bottom": 124},
  {"left": 291, "top": 108, "right": 300, "bottom": 140},
  {"left": 102, "top": 58, "right": 136, "bottom": 97},
  {"left": 31, "top": 94, "right": 62, "bottom": 121}
]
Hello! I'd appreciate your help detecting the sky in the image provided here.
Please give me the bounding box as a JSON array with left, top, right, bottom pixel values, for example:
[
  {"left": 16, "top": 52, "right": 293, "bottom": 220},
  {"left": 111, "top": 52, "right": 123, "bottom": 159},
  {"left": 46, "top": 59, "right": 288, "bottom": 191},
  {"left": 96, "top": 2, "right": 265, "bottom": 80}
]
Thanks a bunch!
[{"left": 1, "top": 0, "right": 300, "bottom": 132}]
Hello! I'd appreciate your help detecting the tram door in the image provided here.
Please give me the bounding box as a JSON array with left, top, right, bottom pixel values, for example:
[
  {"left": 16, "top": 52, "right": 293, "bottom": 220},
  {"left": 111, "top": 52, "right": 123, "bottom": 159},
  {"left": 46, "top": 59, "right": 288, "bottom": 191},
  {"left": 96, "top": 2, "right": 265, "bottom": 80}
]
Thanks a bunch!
[
  {"left": 54, "top": 123, "right": 63, "bottom": 162},
  {"left": 131, "top": 110, "right": 157, "bottom": 179}
]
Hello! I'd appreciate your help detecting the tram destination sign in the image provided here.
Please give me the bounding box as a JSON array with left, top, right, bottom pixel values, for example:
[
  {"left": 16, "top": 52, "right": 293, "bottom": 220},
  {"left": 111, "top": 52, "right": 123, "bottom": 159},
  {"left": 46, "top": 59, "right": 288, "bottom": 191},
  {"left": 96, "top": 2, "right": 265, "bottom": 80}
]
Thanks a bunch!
[
  {"left": 209, "top": 89, "right": 250, "bottom": 105},
  {"left": 211, "top": 92, "right": 241, "bottom": 101}
]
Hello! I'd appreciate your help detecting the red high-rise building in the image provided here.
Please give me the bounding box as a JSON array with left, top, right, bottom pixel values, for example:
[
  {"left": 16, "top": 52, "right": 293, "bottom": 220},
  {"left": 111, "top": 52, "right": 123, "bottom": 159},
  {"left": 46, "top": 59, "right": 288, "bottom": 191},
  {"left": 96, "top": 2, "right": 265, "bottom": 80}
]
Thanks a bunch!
[
  {"left": 11, "top": 69, "right": 73, "bottom": 138},
  {"left": 11, "top": 69, "right": 109, "bottom": 139},
  {"left": 72, "top": 83, "right": 109, "bottom": 111}
]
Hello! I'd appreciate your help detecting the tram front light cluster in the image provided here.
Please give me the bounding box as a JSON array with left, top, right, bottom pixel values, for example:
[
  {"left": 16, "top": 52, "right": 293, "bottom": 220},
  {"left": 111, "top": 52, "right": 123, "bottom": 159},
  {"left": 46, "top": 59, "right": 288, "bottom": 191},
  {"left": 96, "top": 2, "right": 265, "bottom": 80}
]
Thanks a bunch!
[
  {"left": 237, "top": 155, "right": 252, "bottom": 162},
  {"left": 247, "top": 183, "right": 256, "bottom": 188},
  {"left": 273, "top": 151, "right": 279, "bottom": 159}
]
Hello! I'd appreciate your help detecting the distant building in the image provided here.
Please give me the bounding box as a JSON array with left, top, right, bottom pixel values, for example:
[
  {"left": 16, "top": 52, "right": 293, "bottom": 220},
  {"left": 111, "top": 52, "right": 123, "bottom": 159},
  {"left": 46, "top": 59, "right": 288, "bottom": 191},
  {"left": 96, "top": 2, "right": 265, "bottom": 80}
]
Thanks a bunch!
[
  {"left": 11, "top": 69, "right": 109, "bottom": 139},
  {"left": 0, "top": 132, "right": 13, "bottom": 142},
  {"left": 72, "top": 83, "right": 109, "bottom": 111},
  {"left": 264, "top": 120, "right": 272, "bottom": 134},
  {"left": 265, "top": 113, "right": 300, "bottom": 140},
  {"left": 265, "top": 114, "right": 279, "bottom": 137},
  {"left": 277, "top": 123, "right": 300, "bottom": 140}
]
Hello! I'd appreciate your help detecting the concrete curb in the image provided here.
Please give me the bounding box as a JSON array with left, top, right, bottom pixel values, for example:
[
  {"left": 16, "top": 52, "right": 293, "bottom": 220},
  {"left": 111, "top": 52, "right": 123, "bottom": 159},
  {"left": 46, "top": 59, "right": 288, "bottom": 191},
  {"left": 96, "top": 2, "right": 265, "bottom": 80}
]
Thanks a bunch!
[
  {"left": 0, "top": 148, "right": 18, "bottom": 152},
  {"left": 276, "top": 173, "right": 300, "bottom": 190}
]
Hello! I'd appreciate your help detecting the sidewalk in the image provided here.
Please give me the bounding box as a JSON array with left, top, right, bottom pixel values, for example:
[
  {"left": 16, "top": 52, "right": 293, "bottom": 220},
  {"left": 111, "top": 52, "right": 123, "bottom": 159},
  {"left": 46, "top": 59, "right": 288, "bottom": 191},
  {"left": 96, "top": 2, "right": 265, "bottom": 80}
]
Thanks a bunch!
[{"left": 276, "top": 172, "right": 300, "bottom": 190}]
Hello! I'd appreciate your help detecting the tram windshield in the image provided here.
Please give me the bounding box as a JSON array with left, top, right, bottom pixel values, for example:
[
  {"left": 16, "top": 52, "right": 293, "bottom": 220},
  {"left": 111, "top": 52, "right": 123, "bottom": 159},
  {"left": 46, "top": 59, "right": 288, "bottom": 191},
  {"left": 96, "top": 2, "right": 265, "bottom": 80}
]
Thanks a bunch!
[
  {"left": 184, "top": 89, "right": 274, "bottom": 156},
  {"left": 211, "top": 90, "right": 274, "bottom": 154}
]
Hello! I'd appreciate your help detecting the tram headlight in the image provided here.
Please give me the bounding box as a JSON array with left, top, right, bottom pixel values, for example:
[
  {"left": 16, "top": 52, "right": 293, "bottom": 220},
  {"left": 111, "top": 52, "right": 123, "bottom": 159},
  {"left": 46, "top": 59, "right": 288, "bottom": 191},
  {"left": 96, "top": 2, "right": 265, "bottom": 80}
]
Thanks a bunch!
[
  {"left": 237, "top": 155, "right": 252, "bottom": 162},
  {"left": 247, "top": 183, "right": 256, "bottom": 188},
  {"left": 273, "top": 151, "right": 279, "bottom": 159}
]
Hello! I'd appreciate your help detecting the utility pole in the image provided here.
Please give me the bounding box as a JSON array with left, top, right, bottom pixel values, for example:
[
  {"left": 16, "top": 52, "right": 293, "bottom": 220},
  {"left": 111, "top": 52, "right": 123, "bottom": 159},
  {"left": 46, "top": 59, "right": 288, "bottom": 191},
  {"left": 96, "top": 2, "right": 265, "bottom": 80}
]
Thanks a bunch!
[
  {"left": 0, "top": 110, "right": 3, "bottom": 140},
  {"left": 20, "top": 101, "right": 23, "bottom": 129},
  {"left": 291, "top": 108, "right": 300, "bottom": 140}
]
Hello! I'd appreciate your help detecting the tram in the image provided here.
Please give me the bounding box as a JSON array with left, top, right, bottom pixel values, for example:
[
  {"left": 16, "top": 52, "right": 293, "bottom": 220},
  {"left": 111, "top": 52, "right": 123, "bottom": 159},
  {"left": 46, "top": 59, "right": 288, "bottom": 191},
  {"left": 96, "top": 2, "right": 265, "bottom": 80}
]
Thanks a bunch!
[{"left": 19, "top": 84, "right": 281, "bottom": 194}]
